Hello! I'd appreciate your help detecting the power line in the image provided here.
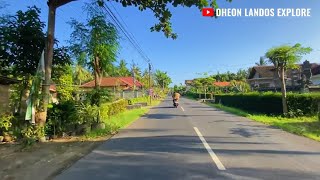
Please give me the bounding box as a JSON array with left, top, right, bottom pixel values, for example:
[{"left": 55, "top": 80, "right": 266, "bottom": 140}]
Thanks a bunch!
[
  {"left": 65, "top": 3, "right": 86, "bottom": 22},
  {"left": 100, "top": 3, "right": 152, "bottom": 65},
  {"left": 109, "top": 2, "right": 151, "bottom": 68},
  {"left": 109, "top": 2, "right": 139, "bottom": 44},
  {"left": 107, "top": 5, "right": 150, "bottom": 64}
]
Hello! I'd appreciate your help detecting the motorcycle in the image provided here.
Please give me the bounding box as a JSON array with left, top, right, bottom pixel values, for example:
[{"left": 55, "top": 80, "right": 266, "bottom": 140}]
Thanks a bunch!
[{"left": 173, "top": 99, "right": 179, "bottom": 108}]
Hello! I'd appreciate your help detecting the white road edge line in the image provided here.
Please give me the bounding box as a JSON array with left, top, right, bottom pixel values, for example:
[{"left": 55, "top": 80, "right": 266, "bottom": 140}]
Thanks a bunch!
[
  {"left": 193, "top": 127, "right": 226, "bottom": 171},
  {"left": 181, "top": 106, "right": 185, "bottom": 111}
]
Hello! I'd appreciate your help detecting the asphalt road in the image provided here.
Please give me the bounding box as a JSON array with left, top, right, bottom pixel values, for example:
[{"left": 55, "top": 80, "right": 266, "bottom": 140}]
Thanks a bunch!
[{"left": 55, "top": 97, "right": 320, "bottom": 180}]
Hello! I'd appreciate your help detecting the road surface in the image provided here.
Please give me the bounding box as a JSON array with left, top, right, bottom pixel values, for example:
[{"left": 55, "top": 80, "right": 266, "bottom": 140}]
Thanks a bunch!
[{"left": 55, "top": 98, "right": 320, "bottom": 180}]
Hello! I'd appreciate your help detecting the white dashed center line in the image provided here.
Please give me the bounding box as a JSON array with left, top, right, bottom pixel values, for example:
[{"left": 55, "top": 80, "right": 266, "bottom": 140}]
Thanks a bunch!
[
  {"left": 194, "top": 127, "right": 226, "bottom": 171},
  {"left": 181, "top": 106, "right": 185, "bottom": 111}
]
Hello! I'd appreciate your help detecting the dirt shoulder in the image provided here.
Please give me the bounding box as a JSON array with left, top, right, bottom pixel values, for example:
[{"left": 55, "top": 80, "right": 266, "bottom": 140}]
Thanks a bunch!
[
  {"left": 0, "top": 136, "right": 111, "bottom": 180},
  {"left": 0, "top": 100, "right": 162, "bottom": 180}
]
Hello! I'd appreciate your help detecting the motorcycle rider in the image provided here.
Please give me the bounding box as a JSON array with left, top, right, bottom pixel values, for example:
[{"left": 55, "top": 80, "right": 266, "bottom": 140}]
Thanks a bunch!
[{"left": 172, "top": 91, "right": 180, "bottom": 106}]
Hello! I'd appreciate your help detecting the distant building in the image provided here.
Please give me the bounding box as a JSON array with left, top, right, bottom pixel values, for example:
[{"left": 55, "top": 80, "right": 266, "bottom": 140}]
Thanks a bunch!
[
  {"left": 213, "top": 81, "right": 231, "bottom": 87},
  {"left": 185, "top": 79, "right": 232, "bottom": 88},
  {"left": 311, "top": 64, "right": 320, "bottom": 85},
  {"left": 247, "top": 62, "right": 320, "bottom": 91},
  {"left": 247, "top": 66, "right": 281, "bottom": 90},
  {"left": 80, "top": 77, "right": 143, "bottom": 91},
  {"left": 185, "top": 80, "right": 193, "bottom": 91},
  {"left": 185, "top": 80, "right": 193, "bottom": 86}
]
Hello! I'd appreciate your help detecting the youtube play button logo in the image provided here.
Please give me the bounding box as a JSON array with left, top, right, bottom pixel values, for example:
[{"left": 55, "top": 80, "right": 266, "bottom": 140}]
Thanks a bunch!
[{"left": 202, "top": 8, "right": 214, "bottom": 17}]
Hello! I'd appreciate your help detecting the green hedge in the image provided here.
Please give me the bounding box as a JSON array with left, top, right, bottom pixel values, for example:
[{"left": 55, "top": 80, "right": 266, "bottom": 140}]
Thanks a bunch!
[
  {"left": 185, "top": 92, "right": 214, "bottom": 99},
  {"left": 100, "top": 99, "right": 128, "bottom": 120},
  {"left": 287, "top": 93, "right": 320, "bottom": 116},
  {"left": 185, "top": 92, "right": 197, "bottom": 99},
  {"left": 128, "top": 96, "right": 150, "bottom": 105},
  {"left": 46, "top": 99, "right": 128, "bottom": 136},
  {"left": 215, "top": 92, "right": 320, "bottom": 116}
]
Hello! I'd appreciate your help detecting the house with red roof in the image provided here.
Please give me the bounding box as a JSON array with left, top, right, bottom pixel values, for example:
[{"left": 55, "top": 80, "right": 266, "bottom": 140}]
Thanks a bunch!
[
  {"left": 213, "top": 81, "right": 231, "bottom": 87},
  {"left": 185, "top": 79, "right": 232, "bottom": 88},
  {"left": 80, "top": 77, "right": 143, "bottom": 91}
]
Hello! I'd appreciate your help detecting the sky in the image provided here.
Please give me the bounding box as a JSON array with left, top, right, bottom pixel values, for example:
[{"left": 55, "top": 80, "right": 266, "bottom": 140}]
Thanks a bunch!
[{"left": 1, "top": 0, "right": 320, "bottom": 86}]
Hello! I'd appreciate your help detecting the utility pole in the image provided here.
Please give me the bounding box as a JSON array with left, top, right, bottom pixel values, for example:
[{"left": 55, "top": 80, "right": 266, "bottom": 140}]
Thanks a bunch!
[
  {"left": 132, "top": 61, "right": 135, "bottom": 90},
  {"left": 39, "top": 0, "right": 57, "bottom": 126},
  {"left": 132, "top": 60, "right": 136, "bottom": 97},
  {"left": 148, "top": 63, "right": 152, "bottom": 105},
  {"left": 38, "top": 0, "right": 79, "bottom": 126}
]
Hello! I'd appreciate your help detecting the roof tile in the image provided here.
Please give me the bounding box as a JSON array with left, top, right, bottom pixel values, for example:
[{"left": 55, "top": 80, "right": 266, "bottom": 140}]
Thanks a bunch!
[{"left": 80, "top": 77, "right": 143, "bottom": 88}]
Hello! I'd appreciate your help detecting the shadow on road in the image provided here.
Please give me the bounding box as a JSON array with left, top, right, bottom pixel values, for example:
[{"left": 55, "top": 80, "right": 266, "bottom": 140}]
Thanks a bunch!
[
  {"left": 142, "top": 113, "right": 239, "bottom": 120},
  {"left": 187, "top": 106, "right": 212, "bottom": 108},
  {"left": 55, "top": 134, "right": 320, "bottom": 180},
  {"left": 229, "top": 127, "right": 272, "bottom": 138},
  {"left": 98, "top": 135, "right": 320, "bottom": 156},
  {"left": 151, "top": 106, "right": 175, "bottom": 109},
  {"left": 219, "top": 167, "right": 319, "bottom": 180}
]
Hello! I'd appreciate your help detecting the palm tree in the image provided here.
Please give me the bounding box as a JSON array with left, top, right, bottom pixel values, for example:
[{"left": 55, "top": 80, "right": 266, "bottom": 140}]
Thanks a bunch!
[
  {"left": 117, "top": 59, "right": 131, "bottom": 76},
  {"left": 73, "top": 52, "right": 93, "bottom": 85},
  {"left": 74, "top": 64, "right": 92, "bottom": 85},
  {"left": 255, "top": 56, "right": 267, "bottom": 66}
]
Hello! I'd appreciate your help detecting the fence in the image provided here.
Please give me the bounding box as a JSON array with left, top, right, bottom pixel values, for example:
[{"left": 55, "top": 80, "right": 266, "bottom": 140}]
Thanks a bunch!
[
  {"left": 113, "top": 90, "right": 147, "bottom": 99},
  {"left": 0, "top": 85, "right": 10, "bottom": 113}
]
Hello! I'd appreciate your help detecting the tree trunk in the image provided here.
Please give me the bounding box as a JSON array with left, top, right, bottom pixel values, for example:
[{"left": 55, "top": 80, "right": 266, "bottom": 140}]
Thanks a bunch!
[
  {"left": 17, "top": 87, "right": 24, "bottom": 114},
  {"left": 93, "top": 56, "right": 101, "bottom": 89},
  {"left": 280, "top": 67, "right": 288, "bottom": 114},
  {"left": 94, "top": 69, "right": 99, "bottom": 89},
  {"left": 204, "top": 87, "right": 207, "bottom": 99},
  {"left": 17, "top": 80, "right": 28, "bottom": 115},
  {"left": 38, "top": 3, "right": 56, "bottom": 126}
]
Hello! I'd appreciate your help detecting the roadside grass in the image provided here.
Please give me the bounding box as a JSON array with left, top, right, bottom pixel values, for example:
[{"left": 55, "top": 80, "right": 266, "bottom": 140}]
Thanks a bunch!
[
  {"left": 212, "top": 104, "right": 249, "bottom": 117},
  {"left": 210, "top": 103, "right": 320, "bottom": 142},
  {"left": 85, "top": 99, "right": 162, "bottom": 139},
  {"left": 85, "top": 108, "right": 148, "bottom": 139},
  {"left": 184, "top": 95, "right": 197, "bottom": 101},
  {"left": 151, "top": 100, "right": 161, "bottom": 106}
]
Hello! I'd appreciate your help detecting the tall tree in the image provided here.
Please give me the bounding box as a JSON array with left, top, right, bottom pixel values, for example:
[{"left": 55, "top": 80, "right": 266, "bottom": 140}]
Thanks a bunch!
[
  {"left": 72, "top": 52, "right": 93, "bottom": 85},
  {"left": 38, "top": 0, "right": 232, "bottom": 125},
  {"left": 69, "top": 3, "right": 119, "bottom": 89},
  {"left": 230, "top": 80, "right": 250, "bottom": 93},
  {"left": 55, "top": 65, "right": 75, "bottom": 101},
  {"left": 154, "top": 70, "right": 172, "bottom": 89},
  {"left": 140, "top": 69, "right": 154, "bottom": 88},
  {"left": 132, "top": 65, "right": 142, "bottom": 81},
  {"left": 236, "top": 69, "right": 248, "bottom": 81},
  {"left": 192, "top": 78, "right": 202, "bottom": 90},
  {"left": 116, "top": 59, "right": 131, "bottom": 77},
  {"left": 199, "top": 76, "right": 215, "bottom": 99},
  {"left": 255, "top": 56, "right": 267, "bottom": 66},
  {"left": 0, "top": 6, "right": 70, "bottom": 115},
  {"left": 0, "top": 6, "right": 45, "bottom": 114},
  {"left": 265, "top": 43, "right": 312, "bottom": 114},
  {"left": 51, "top": 46, "right": 72, "bottom": 80},
  {"left": 0, "top": 6, "right": 45, "bottom": 77}
]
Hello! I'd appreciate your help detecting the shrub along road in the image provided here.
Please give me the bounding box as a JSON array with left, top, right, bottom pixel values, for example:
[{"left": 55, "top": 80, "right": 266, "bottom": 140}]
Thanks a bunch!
[
  {"left": 0, "top": 107, "right": 150, "bottom": 180},
  {"left": 55, "top": 97, "right": 320, "bottom": 180}
]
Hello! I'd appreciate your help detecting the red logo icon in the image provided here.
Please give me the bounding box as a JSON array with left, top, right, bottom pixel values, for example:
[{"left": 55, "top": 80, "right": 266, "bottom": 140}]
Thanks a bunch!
[{"left": 202, "top": 8, "right": 214, "bottom": 17}]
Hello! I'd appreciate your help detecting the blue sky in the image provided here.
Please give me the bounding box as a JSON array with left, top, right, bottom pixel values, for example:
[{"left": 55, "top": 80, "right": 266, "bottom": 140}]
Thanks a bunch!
[{"left": 2, "top": 0, "right": 320, "bottom": 85}]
